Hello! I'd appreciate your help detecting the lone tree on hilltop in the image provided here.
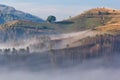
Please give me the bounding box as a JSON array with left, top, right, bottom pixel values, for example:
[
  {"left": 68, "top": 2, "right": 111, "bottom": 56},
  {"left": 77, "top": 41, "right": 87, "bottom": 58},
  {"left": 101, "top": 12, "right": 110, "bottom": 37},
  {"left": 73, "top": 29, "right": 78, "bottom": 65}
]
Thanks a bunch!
[{"left": 47, "top": 15, "right": 56, "bottom": 23}]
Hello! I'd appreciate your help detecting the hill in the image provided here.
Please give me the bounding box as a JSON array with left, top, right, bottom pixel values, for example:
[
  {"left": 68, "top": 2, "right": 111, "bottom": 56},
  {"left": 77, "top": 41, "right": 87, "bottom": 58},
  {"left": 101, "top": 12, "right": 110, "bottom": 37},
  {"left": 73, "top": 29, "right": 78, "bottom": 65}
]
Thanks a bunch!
[
  {"left": 18, "top": 7, "right": 119, "bottom": 33},
  {"left": 60, "top": 8, "right": 120, "bottom": 32},
  {"left": 1, "top": 7, "right": 120, "bottom": 33},
  {"left": 48, "top": 22, "right": 120, "bottom": 65},
  {"left": 0, "top": 4, "right": 44, "bottom": 24},
  {"left": 1, "top": 7, "right": 120, "bottom": 42},
  {"left": 46, "top": 8, "right": 120, "bottom": 64},
  {"left": 0, "top": 20, "right": 62, "bottom": 42},
  {"left": 0, "top": 7, "right": 120, "bottom": 66}
]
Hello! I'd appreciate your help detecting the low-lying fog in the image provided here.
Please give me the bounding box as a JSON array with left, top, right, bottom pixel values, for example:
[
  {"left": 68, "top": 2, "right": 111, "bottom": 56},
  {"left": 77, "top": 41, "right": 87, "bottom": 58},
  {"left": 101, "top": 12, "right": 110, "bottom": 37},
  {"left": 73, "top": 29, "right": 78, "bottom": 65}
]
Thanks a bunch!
[
  {"left": 0, "top": 54, "right": 120, "bottom": 80},
  {"left": 0, "top": 67, "right": 120, "bottom": 80}
]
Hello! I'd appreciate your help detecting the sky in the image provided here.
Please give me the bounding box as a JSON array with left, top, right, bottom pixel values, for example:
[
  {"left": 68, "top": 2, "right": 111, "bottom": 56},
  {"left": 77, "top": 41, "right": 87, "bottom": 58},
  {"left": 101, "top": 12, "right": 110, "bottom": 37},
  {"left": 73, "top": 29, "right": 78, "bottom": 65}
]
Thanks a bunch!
[{"left": 0, "top": 0, "right": 120, "bottom": 20}]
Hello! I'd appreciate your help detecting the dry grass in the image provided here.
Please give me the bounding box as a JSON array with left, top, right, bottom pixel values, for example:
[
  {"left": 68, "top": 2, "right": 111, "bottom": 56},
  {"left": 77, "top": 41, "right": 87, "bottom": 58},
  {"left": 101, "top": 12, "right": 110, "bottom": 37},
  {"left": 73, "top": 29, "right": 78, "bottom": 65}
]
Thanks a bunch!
[{"left": 95, "top": 22, "right": 120, "bottom": 34}]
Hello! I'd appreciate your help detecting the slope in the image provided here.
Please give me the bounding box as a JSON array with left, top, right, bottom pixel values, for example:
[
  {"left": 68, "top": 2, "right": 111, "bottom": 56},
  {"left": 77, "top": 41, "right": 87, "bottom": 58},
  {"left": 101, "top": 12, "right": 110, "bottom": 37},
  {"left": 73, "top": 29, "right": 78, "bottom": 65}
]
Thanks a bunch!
[{"left": 60, "top": 8, "right": 120, "bottom": 32}]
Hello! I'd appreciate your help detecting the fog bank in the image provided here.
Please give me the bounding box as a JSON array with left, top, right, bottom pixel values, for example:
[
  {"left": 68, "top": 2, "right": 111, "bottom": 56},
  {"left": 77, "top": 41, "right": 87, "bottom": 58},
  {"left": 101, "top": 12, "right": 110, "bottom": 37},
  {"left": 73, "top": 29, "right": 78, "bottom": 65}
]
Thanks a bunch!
[
  {"left": 0, "top": 54, "right": 120, "bottom": 80},
  {"left": 0, "top": 66, "right": 120, "bottom": 80}
]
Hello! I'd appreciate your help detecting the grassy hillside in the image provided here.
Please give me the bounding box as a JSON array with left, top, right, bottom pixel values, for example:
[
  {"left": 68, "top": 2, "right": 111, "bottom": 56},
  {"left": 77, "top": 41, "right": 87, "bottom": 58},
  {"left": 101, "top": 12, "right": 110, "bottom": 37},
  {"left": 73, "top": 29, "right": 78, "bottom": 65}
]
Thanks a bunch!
[
  {"left": 0, "top": 20, "right": 57, "bottom": 30},
  {"left": 0, "top": 20, "right": 61, "bottom": 42},
  {"left": 64, "top": 8, "right": 120, "bottom": 32},
  {"left": 1, "top": 7, "right": 120, "bottom": 33},
  {"left": 0, "top": 7, "right": 120, "bottom": 42}
]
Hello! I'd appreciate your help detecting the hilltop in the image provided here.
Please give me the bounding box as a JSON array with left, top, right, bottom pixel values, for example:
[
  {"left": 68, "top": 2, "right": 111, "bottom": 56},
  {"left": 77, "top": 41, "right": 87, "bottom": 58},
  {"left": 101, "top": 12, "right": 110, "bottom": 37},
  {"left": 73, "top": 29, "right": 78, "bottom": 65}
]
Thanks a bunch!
[{"left": 63, "top": 8, "right": 120, "bottom": 32}]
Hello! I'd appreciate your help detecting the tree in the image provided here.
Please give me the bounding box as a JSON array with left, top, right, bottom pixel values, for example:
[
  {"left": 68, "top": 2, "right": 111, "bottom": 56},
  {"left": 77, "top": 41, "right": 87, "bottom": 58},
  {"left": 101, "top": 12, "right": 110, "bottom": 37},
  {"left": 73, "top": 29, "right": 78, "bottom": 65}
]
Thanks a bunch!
[
  {"left": 47, "top": 15, "right": 56, "bottom": 23},
  {"left": 98, "top": 11, "right": 102, "bottom": 15}
]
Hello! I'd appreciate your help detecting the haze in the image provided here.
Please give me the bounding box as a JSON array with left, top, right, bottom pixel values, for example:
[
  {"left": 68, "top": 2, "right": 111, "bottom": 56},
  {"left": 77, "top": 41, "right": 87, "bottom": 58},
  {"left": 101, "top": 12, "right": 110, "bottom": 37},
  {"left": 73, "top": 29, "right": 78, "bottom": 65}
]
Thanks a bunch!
[{"left": 0, "top": 54, "right": 120, "bottom": 80}]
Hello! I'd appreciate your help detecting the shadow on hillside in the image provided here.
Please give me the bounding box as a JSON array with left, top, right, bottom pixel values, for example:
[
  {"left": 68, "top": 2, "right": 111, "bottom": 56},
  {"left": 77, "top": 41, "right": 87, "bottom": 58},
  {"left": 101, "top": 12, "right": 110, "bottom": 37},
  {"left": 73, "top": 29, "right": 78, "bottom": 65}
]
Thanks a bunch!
[{"left": 55, "top": 21, "right": 74, "bottom": 25}]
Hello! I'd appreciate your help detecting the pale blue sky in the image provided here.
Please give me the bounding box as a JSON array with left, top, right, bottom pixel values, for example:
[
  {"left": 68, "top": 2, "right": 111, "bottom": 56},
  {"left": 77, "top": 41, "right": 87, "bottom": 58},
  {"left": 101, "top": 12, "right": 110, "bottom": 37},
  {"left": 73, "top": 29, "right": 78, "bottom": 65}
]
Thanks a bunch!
[{"left": 0, "top": 0, "right": 120, "bottom": 20}]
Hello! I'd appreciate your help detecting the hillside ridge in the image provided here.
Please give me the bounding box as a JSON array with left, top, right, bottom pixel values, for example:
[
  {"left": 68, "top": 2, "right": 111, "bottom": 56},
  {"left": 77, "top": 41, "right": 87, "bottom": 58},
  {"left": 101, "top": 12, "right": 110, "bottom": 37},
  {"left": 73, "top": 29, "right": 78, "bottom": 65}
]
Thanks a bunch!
[{"left": 0, "top": 4, "right": 44, "bottom": 24}]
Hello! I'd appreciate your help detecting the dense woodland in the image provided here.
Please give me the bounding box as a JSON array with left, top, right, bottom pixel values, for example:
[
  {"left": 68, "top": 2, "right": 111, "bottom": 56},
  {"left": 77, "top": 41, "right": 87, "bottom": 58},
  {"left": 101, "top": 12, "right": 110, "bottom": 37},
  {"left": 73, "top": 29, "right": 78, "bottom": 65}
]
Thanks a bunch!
[
  {"left": 0, "top": 33, "right": 119, "bottom": 68},
  {"left": 48, "top": 34, "right": 120, "bottom": 66}
]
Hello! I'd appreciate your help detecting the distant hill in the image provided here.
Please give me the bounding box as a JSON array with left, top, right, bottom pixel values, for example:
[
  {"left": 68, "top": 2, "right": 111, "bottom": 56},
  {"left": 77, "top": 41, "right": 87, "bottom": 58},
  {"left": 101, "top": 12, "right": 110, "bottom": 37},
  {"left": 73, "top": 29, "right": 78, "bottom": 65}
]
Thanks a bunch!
[{"left": 0, "top": 4, "right": 44, "bottom": 24}]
